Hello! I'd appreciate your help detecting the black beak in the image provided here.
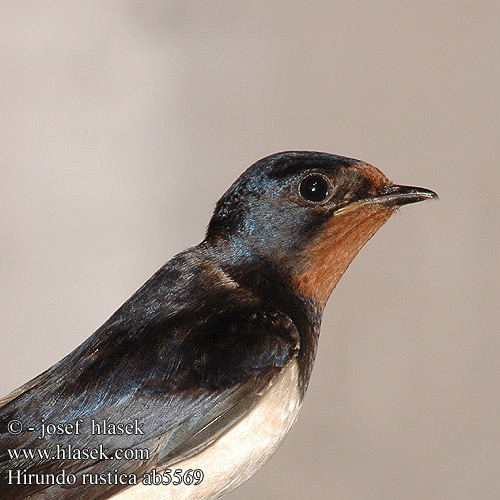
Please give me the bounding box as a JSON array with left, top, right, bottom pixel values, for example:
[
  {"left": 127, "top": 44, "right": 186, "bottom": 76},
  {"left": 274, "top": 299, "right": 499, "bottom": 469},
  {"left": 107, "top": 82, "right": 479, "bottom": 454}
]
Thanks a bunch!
[
  {"left": 375, "top": 184, "right": 439, "bottom": 207},
  {"left": 335, "top": 183, "right": 438, "bottom": 215}
]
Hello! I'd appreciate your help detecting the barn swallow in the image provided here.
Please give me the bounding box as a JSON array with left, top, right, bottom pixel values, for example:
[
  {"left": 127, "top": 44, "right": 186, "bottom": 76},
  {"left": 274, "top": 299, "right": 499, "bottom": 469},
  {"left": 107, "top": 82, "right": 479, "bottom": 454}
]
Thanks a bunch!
[{"left": 0, "top": 151, "right": 437, "bottom": 500}]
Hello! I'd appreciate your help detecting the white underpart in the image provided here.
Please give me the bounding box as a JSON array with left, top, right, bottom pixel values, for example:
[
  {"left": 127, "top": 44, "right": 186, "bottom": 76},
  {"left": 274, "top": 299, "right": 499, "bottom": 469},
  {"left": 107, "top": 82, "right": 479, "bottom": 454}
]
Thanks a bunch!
[{"left": 110, "top": 359, "right": 301, "bottom": 500}]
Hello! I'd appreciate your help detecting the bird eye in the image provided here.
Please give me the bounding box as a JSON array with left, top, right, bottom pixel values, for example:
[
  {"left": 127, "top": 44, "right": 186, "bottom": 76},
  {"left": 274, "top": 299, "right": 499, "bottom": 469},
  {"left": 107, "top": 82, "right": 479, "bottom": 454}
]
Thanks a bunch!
[{"left": 299, "top": 174, "right": 331, "bottom": 203}]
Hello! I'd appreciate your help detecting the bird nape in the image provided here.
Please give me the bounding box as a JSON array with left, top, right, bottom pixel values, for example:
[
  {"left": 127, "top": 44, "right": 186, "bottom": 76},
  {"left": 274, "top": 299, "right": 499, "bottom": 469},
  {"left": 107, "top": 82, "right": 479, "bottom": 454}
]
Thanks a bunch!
[{"left": 0, "top": 151, "right": 437, "bottom": 500}]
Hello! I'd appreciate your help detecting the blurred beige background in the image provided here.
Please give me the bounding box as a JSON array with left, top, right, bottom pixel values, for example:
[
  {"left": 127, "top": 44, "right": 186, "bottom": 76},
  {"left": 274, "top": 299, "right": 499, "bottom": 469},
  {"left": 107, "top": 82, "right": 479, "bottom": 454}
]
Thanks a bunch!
[{"left": 1, "top": 2, "right": 499, "bottom": 499}]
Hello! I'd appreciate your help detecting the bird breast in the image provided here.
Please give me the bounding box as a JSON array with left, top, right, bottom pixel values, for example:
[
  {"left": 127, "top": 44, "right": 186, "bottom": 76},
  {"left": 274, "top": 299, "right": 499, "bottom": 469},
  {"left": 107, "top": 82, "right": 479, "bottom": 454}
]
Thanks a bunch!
[{"left": 110, "top": 359, "right": 302, "bottom": 500}]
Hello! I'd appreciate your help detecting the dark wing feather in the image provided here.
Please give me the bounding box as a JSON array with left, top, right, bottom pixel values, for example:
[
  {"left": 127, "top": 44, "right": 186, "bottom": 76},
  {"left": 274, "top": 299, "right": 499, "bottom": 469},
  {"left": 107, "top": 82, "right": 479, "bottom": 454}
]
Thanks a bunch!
[{"left": 0, "top": 250, "right": 300, "bottom": 499}]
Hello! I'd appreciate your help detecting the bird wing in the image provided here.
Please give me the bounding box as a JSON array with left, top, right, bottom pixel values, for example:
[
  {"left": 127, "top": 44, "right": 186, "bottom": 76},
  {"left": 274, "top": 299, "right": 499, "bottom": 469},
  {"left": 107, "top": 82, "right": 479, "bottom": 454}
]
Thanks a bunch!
[{"left": 0, "top": 303, "right": 300, "bottom": 500}]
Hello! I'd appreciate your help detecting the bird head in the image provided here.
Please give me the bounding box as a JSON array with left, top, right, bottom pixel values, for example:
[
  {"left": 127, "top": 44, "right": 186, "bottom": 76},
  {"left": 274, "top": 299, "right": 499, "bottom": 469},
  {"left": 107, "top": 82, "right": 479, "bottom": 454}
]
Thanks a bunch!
[{"left": 206, "top": 151, "right": 437, "bottom": 308}]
